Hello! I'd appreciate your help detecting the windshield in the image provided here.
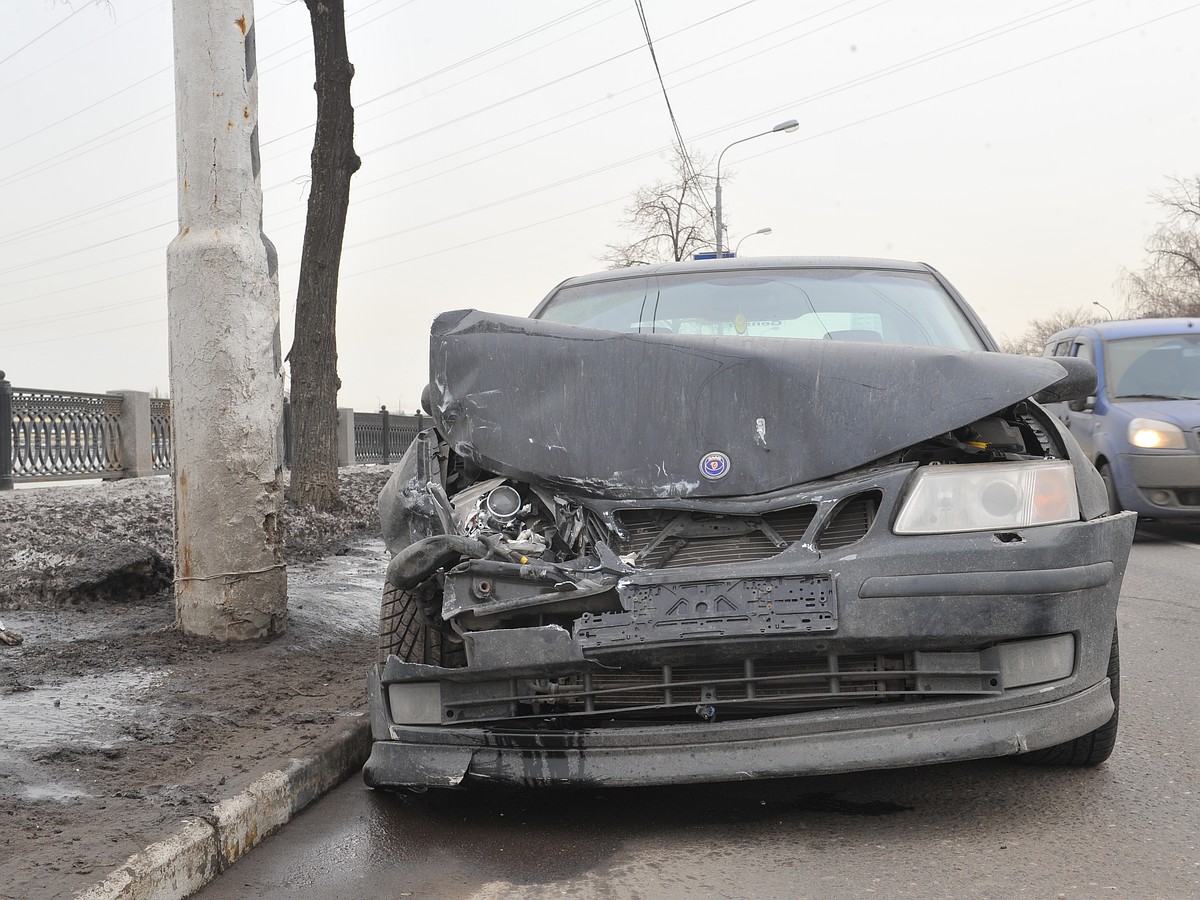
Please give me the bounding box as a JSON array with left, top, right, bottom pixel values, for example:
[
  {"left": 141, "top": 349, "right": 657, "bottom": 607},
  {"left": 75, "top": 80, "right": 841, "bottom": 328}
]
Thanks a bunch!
[
  {"left": 1106, "top": 333, "right": 1200, "bottom": 400},
  {"left": 535, "top": 268, "right": 988, "bottom": 350}
]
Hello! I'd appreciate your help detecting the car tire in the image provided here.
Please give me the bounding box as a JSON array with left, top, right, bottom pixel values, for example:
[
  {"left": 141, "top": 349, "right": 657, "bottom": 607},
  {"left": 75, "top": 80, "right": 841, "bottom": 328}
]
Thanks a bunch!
[
  {"left": 1099, "top": 463, "right": 1121, "bottom": 515},
  {"left": 377, "top": 578, "right": 466, "bottom": 667},
  {"left": 1019, "top": 627, "right": 1120, "bottom": 766}
]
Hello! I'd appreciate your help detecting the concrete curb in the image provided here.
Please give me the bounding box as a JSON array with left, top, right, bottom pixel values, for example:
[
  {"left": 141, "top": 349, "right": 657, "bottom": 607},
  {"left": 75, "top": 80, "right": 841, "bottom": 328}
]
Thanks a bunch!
[{"left": 77, "top": 717, "right": 371, "bottom": 900}]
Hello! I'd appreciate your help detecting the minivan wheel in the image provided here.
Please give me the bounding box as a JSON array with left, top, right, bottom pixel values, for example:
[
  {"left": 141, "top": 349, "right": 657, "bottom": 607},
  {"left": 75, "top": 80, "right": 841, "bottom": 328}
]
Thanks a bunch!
[
  {"left": 1099, "top": 463, "right": 1121, "bottom": 516},
  {"left": 1019, "top": 626, "right": 1120, "bottom": 766}
]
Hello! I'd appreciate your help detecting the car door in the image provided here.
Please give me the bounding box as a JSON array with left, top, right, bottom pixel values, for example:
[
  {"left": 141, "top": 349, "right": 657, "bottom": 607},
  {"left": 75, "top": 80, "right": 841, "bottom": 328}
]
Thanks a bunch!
[{"left": 1060, "top": 336, "right": 1099, "bottom": 461}]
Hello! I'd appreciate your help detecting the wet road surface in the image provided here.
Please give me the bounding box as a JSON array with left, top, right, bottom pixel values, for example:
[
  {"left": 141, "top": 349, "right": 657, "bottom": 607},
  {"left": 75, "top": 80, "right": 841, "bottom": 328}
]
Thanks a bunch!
[{"left": 198, "top": 525, "right": 1200, "bottom": 899}]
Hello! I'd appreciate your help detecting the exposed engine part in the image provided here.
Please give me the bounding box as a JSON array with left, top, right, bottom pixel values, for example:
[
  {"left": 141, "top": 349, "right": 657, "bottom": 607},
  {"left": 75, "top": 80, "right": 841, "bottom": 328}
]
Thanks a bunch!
[
  {"left": 484, "top": 485, "right": 522, "bottom": 522},
  {"left": 386, "top": 534, "right": 488, "bottom": 590}
]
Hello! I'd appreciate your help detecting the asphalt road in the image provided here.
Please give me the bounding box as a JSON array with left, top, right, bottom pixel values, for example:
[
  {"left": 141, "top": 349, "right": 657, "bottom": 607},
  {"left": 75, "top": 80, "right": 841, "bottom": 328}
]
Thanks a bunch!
[{"left": 198, "top": 525, "right": 1200, "bottom": 900}]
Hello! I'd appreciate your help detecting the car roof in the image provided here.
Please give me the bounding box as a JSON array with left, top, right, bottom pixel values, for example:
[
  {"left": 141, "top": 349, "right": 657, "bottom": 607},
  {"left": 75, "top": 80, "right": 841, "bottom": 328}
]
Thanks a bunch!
[
  {"left": 1050, "top": 318, "right": 1200, "bottom": 343},
  {"left": 550, "top": 256, "right": 935, "bottom": 290}
]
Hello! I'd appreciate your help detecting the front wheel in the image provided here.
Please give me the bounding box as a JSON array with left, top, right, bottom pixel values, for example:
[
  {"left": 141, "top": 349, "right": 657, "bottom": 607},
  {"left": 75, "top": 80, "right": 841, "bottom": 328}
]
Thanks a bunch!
[
  {"left": 1019, "top": 627, "right": 1120, "bottom": 766},
  {"left": 377, "top": 579, "right": 465, "bottom": 668},
  {"left": 1099, "top": 463, "right": 1122, "bottom": 516}
]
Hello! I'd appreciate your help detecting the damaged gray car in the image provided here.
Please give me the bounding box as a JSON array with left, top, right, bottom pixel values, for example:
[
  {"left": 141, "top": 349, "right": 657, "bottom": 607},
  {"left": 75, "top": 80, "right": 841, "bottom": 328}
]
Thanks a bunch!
[{"left": 364, "top": 256, "right": 1136, "bottom": 790}]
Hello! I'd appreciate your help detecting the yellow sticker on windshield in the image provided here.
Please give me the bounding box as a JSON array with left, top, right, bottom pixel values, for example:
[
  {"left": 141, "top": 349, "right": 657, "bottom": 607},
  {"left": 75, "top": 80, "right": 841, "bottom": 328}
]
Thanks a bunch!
[{"left": 734, "top": 313, "right": 747, "bottom": 335}]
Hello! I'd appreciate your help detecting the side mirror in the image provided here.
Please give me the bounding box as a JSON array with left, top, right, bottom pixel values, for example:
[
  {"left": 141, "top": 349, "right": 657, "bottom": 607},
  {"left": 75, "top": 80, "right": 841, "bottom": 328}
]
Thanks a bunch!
[
  {"left": 1067, "top": 395, "right": 1096, "bottom": 413},
  {"left": 1033, "top": 356, "right": 1097, "bottom": 404}
]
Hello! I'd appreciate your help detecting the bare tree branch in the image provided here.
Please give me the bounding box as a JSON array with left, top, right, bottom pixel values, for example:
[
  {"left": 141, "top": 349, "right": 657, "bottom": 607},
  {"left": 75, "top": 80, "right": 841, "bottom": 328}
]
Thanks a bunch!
[
  {"left": 998, "top": 306, "right": 1105, "bottom": 356},
  {"left": 601, "top": 147, "right": 718, "bottom": 268},
  {"left": 1119, "top": 175, "right": 1200, "bottom": 319}
]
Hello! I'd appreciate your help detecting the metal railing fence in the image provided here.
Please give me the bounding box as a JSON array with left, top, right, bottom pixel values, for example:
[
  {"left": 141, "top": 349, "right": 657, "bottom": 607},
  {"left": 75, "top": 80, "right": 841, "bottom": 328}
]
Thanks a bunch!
[
  {"left": 150, "top": 398, "right": 172, "bottom": 472},
  {"left": 353, "top": 408, "right": 425, "bottom": 464},
  {"left": 2, "top": 373, "right": 426, "bottom": 488},
  {"left": 5, "top": 383, "right": 123, "bottom": 483}
]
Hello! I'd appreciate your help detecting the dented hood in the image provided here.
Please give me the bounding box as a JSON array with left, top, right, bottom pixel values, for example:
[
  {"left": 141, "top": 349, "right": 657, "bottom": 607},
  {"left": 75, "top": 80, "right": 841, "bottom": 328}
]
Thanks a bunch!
[{"left": 428, "top": 310, "right": 1072, "bottom": 499}]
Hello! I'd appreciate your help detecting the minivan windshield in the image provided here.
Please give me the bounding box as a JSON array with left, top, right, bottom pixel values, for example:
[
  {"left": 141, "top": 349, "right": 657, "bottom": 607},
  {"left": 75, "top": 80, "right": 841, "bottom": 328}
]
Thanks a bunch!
[
  {"left": 535, "top": 267, "right": 988, "bottom": 350},
  {"left": 1106, "top": 333, "right": 1200, "bottom": 400}
]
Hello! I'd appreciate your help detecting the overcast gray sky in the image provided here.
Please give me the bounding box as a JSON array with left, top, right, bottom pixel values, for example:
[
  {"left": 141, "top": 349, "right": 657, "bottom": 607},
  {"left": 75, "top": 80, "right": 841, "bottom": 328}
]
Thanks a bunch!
[{"left": 1, "top": 0, "right": 1197, "bottom": 412}]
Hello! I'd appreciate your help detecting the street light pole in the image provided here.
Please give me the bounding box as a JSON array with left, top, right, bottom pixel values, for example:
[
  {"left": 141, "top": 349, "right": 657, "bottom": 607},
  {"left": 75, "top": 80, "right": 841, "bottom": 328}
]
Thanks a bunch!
[
  {"left": 734, "top": 227, "right": 772, "bottom": 256},
  {"left": 1093, "top": 301, "right": 1114, "bottom": 320},
  {"left": 715, "top": 118, "right": 798, "bottom": 257}
]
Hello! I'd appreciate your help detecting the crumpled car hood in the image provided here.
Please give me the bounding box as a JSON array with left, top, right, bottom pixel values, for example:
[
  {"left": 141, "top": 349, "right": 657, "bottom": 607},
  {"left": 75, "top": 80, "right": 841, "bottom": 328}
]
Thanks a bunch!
[{"left": 428, "top": 310, "right": 1073, "bottom": 499}]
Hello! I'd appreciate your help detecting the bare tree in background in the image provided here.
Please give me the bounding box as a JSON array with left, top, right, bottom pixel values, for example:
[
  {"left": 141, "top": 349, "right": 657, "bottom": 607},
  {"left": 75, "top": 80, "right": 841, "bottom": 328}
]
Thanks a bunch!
[
  {"left": 288, "top": 0, "right": 361, "bottom": 511},
  {"left": 602, "top": 147, "right": 717, "bottom": 268},
  {"left": 1121, "top": 176, "right": 1200, "bottom": 319},
  {"left": 999, "top": 306, "right": 1105, "bottom": 356}
]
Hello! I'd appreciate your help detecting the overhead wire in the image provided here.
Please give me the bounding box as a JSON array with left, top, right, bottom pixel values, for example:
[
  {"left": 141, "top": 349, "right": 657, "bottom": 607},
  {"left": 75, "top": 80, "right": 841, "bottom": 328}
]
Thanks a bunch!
[
  {"left": 0, "top": 0, "right": 856, "bottom": 266},
  {"left": 0, "top": 0, "right": 1135, "bottom": 308},
  {"left": 0, "top": 0, "right": 624, "bottom": 246},
  {"left": 0, "top": 0, "right": 106, "bottom": 69},
  {"left": 0, "top": 0, "right": 1096, "bottom": 288},
  {"left": 632, "top": 0, "right": 705, "bottom": 198},
  {"left": 3, "top": 1, "right": 1198, "bottom": 339},
  {"left": 0, "top": 0, "right": 1123, "bottom": 289},
  {"left": 0, "top": 0, "right": 166, "bottom": 96}
]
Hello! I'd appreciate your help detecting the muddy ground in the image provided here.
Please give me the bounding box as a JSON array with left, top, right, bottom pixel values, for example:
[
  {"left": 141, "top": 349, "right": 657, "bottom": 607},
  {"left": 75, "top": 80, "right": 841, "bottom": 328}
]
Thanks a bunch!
[{"left": 0, "top": 467, "right": 394, "bottom": 900}]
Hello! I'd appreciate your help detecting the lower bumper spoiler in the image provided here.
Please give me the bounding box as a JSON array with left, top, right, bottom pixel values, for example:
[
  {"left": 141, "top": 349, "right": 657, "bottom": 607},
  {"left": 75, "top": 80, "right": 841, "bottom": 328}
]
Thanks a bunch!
[{"left": 362, "top": 679, "right": 1114, "bottom": 790}]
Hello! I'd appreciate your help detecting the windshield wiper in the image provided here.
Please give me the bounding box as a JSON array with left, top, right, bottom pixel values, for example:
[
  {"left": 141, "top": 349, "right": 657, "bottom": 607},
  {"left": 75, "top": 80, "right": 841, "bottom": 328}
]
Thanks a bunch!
[{"left": 1113, "top": 393, "right": 1184, "bottom": 401}]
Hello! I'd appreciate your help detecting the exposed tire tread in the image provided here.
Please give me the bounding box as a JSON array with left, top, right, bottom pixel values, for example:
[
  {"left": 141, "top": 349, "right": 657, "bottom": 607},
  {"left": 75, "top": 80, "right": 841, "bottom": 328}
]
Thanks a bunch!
[
  {"left": 1020, "top": 628, "right": 1120, "bottom": 767},
  {"left": 378, "top": 579, "right": 465, "bottom": 668}
]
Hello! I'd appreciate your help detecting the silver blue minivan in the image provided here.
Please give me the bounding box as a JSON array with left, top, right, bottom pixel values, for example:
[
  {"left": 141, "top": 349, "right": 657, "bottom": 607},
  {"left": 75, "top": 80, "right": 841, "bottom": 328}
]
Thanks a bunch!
[{"left": 1043, "top": 318, "right": 1200, "bottom": 519}]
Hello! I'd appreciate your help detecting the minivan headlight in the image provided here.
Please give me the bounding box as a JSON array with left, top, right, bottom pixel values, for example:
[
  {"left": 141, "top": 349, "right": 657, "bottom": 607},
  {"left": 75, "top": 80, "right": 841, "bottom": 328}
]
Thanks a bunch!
[
  {"left": 894, "top": 461, "right": 1079, "bottom": 535},
  {"left": 1128, "top": 417, "right": 1186, "bottom": 450}
]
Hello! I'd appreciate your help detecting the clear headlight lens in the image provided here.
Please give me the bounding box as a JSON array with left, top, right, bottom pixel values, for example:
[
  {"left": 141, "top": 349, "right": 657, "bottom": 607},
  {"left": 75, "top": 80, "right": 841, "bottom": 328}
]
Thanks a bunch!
[
  {"left": 894, "top": 460, "right": 1079, "bottom": 535},
  {"left": 1128, "top": 417, "right": 1186, "bottom": 450}
]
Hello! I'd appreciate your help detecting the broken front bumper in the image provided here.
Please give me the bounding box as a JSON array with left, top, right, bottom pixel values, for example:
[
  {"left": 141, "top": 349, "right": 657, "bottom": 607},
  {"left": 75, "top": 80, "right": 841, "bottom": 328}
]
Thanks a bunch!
[{"left": 363, "top": 511, "right": 1136, "bottom": 789}]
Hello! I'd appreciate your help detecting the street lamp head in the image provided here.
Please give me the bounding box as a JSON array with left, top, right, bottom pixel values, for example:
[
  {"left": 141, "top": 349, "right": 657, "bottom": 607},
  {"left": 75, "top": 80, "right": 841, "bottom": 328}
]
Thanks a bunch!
[
  {"left": 715, "top": 119, "right": 798, "bottom": 256},
  {"left": 735, "top": 227, "right": 773, "bottom": 256}
]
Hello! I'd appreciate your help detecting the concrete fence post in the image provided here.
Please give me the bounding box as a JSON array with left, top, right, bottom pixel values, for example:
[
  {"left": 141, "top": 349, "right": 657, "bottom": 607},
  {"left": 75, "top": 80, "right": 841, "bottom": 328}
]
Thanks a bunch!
[
  {"left": 109, "top": 390, "right": 153, "bottom": 479},
  {"left": 0, "top": 371, "right": 12, "bottom": 491},
  {"left": 336, "top": 408, "right": 355, "bottom": 467},
  {"left": 379, "top": 406, "right": 391, "bottom": 464}
]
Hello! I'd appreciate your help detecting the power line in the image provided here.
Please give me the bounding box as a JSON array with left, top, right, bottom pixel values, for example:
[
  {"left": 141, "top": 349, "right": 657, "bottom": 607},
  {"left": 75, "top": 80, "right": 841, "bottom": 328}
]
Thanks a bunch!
[
  {"left": 0, "top": 0, "right": 1152, "bottom": 300},
  {"left": 0, "top": 0, "right": 105, "bottom": 69},
  {"left": 0, "top": 0, "right": 166, "bottom": 97},
  {"left": 632, "top": 0, "right": 704, "bottom": 189},
  {"left": 3, "top": 1, "right": 1196, "bottom": 327}
]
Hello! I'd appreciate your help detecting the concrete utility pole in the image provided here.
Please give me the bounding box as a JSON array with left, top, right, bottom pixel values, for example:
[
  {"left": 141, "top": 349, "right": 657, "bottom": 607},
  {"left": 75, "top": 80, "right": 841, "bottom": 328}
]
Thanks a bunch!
[{"left": 167, "top": 0, "right": 287, "bottom": 640}]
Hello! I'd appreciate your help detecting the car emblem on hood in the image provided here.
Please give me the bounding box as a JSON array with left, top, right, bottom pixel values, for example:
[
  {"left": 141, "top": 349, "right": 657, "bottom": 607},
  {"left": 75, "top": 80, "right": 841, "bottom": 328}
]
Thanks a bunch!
[{"left": 700, "top": 451, "right": 731, "bottom": 480}]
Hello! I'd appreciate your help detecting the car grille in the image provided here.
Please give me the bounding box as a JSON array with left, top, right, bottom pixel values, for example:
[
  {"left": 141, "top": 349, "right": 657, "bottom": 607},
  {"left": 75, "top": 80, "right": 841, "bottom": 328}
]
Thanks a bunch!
[
  {"left": 596, "top": 492, "right": 881, "bottom": 569},
  {"left": 442, "top": 649, "right": 1003, "bottom": 725},
  {"left": 607, "top": 506, "right": 817, "bottom": 568},
  {"left": 587, "top": 654, "right": 910, "bottom": 710},
  {"left": 817, "top": 492, "right": 880, "bottom": 550}
]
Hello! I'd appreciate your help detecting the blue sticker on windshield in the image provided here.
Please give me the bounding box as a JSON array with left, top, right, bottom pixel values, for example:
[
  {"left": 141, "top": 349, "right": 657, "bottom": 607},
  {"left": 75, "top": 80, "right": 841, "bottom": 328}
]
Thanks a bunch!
[{"left": 700, "top": 451, "right": 731, "bottom": 480}]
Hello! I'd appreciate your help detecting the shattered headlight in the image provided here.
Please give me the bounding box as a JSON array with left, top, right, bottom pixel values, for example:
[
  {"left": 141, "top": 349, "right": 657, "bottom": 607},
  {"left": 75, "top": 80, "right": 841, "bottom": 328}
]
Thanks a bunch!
[{"left": 894, "top": 460, "right": 1079, "bottom": 535}]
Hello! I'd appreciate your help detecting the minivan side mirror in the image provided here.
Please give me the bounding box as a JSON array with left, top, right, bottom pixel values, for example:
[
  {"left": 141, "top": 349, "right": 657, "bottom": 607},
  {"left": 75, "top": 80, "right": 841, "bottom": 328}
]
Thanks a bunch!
[{"left": 1032, "top": 356, "right": 1097, "bottom": 404}]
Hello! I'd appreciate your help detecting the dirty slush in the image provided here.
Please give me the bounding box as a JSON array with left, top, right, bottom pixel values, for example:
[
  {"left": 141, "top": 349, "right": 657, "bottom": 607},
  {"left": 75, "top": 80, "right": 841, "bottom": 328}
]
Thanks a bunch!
[{"left": 0, "top": 466, "right": 393, "bottom": 900}]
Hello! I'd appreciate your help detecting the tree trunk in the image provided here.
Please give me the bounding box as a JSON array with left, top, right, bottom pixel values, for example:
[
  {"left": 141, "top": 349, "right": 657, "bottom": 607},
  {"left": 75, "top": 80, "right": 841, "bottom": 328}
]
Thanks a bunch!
[{"left": 289, "top": 0, "right": 360, "bottom": 511}]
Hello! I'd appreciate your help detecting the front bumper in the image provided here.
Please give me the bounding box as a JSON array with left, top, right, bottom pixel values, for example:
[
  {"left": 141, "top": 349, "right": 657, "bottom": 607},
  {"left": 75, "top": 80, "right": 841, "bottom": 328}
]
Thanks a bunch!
[
  {"left": 363, "top": 679, "right": 1115, "bottom": 788},
  {"left": 1118, "top": 452, "right": 1200, "bottom": 517},
  {"left": 364, "top": 510, "right": 1135, "bottom": 789}
]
